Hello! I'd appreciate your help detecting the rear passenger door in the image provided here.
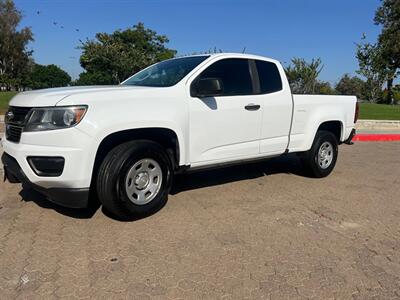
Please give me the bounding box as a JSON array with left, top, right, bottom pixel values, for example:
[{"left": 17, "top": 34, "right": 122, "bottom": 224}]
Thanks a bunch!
[
  {"left": 188, "top": 58, "right": 263, "bottom": 165},
  {"left": 254, "top": 60, "right": 292, "bottom": 154}
]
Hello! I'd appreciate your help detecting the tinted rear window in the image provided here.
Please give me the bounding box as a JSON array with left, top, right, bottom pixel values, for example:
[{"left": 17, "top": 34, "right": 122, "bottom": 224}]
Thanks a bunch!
[{"left": 255, "top": 60, "right": 282, "bottom": 94}]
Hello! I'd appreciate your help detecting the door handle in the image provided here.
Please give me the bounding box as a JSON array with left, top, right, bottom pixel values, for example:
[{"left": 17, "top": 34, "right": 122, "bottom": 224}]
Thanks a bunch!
[{"left": 244, "top": 104, "right": 260, "bottom": 111}]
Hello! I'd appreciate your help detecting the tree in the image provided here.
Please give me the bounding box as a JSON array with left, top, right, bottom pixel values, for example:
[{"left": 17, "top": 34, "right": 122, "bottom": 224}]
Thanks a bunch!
[
  {"left": 284, "top": 58, "right": 323, "bottom": 94},
  {"left": 0, "top": 0, "right": 33, "bottom": 90},
  {"left": 393, "top": 84, "right": 400, "bottom": 103},
  {"left": 73, "top": 71, "right": 113, "bottom": 86},
  {"left": 78, "top": 22, "right": 176, "bottom": 85},
  {"left": 315, "top": 81, "right": 336, "bottom": 95},
  {"left": 335, "top": 74, "right": 366, "bottom": 100},
  {"left": 374, "top": 0, "right": 400, "bottom": 104},
  {"left": 357, "top": 0, "right": 400, "bottom": 104},
  {"left": 28, "top": 64, "right": 71, "bottom": 89},
  {"left": 356, "top": 41, "right": 386, "bottom": 102}
]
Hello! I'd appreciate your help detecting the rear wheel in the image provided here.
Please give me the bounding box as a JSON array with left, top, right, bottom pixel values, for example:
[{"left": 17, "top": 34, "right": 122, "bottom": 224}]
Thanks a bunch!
[
  {"left": 96, "top": 140, "right": 173, "bottom": 219},
  {"left": 299, "top": 130, "right": 338, "bottom": 178}
]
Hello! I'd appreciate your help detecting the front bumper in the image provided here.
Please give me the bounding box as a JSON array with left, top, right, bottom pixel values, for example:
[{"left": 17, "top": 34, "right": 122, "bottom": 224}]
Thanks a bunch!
[
  {"left": 2, "top": 152, "right": 89, "bottom": 208},
  {"left": 1, "top": 127, "right": 94, "bottom": 188}
]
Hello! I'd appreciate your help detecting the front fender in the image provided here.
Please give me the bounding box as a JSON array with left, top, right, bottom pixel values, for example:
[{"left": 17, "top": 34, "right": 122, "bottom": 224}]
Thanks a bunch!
[
  {"left": 60, "top": 89, "right": 190, "bottom": 168},
  {"left": 76, "top": 121, "right": 187, "bottom": 175}
]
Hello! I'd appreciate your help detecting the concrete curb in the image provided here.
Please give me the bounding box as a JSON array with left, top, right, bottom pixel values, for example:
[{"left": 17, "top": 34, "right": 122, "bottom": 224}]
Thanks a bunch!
[{"left": 356, "top": 119, "right": 400, "bottom": 131}]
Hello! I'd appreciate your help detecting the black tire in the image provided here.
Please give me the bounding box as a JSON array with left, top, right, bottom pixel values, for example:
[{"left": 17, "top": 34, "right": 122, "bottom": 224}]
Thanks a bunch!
[
  {"left": 299, "top": 130, "right": 338, "bottom": 178},
  {"left": 96, "top": 140, "right": 173, "bottom": 219}
]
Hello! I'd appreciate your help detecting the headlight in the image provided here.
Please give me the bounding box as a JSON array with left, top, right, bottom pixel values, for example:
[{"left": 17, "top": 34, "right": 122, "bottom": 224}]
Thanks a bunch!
[{"left": 25, "top": 106, "right": 87, "bottom": 132}]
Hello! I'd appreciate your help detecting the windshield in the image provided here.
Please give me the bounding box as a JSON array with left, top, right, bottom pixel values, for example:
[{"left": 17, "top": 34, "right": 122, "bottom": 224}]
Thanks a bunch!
[{"left": 122, "top": 56, "right": 209, "bottom": 87}]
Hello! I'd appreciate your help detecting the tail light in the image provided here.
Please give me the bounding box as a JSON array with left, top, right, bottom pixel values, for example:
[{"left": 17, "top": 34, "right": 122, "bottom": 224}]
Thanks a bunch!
[{"left": 354, "top": 101, "right": 359, "bottom": 123}]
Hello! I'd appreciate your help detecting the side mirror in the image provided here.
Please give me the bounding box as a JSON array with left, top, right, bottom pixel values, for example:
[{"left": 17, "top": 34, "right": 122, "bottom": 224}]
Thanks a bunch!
[{"left": 191, "top": 78, "right": 223, "bottom": 97}]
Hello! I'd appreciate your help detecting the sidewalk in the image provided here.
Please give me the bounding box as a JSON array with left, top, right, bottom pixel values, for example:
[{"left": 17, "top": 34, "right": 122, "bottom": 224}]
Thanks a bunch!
[{"left": 356, "top": 119, "right": 400, "bottom": 132}]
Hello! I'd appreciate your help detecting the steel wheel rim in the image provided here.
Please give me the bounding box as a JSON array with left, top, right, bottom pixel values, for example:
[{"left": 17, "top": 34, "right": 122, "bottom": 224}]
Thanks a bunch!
[
  {"left": 317, "top": 141, "right": 334, "bottom": 169},
  {"left": 125, "top": 158, "right": 163, "bottom": 205}
]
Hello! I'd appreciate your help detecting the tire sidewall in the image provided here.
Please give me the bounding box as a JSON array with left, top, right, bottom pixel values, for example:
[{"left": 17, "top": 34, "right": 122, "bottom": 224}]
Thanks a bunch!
[
  {"left": 116, "top": 143, "right": 172, "bottom": 216},
  {"left": 309, "top": 131, "right": 338, "bottom": 177}
]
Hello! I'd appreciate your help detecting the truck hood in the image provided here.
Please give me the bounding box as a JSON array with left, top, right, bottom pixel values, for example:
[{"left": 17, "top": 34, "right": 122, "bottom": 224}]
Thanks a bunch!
[{"left": 9, "top": 85, "right": 152, "bottom": 107}]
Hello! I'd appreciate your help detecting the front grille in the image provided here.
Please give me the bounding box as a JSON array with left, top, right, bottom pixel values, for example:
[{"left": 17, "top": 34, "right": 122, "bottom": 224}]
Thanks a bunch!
[
  {"left": 5, "top": 125, "right": 23, "bottom": 142},
  {"left": 5, "top": 106, "right": 32, "bottom": 143},
  {"left": 6, "top": 106, "right": 32, "bottom": 125}
]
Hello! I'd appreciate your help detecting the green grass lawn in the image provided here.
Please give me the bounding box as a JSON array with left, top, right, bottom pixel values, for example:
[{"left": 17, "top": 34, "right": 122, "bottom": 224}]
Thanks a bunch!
[
  {"left": 359, "top": 103, "right": 400, "bottom": 120},
  {"left": 0, "top": 91, "right": 17, "bottom": 114}
]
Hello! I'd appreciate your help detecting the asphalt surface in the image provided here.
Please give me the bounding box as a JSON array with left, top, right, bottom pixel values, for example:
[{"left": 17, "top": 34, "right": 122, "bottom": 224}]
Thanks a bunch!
[{"left": 0, "top": 142, "right": 400, "bottom": 299}]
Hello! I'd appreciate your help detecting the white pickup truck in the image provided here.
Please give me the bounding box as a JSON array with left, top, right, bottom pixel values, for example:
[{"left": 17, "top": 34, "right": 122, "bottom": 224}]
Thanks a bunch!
[{"left": 2, "top": 53, "right": 358, "bottom": 219}]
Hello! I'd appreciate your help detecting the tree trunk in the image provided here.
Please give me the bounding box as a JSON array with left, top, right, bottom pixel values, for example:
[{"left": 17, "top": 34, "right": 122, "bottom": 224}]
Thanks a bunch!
[{"left": 387, "top": 78, "right": 394, "bottom": 105}]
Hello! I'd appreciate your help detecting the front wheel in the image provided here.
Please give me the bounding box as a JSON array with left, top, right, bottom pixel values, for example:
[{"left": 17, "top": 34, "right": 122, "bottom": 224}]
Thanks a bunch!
[
  {"left": 96, "top": 140, "right": 173, "bottom": 219},
  {"left": 299, "top": 130, "right": 338, "bottom": 178}
]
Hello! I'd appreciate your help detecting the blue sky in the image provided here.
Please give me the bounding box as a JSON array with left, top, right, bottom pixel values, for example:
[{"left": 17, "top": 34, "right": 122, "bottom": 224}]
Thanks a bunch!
[{"left": 15, "top": 0, "right": 382, "bottom": 83}]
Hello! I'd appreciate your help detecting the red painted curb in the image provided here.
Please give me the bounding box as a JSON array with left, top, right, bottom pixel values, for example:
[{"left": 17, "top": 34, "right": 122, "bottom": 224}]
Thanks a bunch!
[{"left": 353, "top": 134, "right": 400, "bottom": 141}]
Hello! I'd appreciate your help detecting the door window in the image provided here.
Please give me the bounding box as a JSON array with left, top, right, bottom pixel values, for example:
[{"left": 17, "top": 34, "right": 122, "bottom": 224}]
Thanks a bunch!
[{"left": 197, "top": 58, "right": 253, "bottom": 96}]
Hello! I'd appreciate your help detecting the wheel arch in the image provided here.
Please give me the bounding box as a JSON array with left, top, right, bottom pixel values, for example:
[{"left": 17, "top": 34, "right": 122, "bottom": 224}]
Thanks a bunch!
[
  {"left": 293, "top": 119, "right": 344, "bottom": 153},
  {"left": 317, "top": 120, "right": 343, "bottom": 143},
  {"left": 90, "top": 127, "right": 182, "bottom": 187}
]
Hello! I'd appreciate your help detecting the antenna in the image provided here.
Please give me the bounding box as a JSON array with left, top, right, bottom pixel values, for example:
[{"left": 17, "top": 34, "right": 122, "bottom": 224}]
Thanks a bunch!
[{"left": 242, "top": 47, "right": 246, "bottom": 53}]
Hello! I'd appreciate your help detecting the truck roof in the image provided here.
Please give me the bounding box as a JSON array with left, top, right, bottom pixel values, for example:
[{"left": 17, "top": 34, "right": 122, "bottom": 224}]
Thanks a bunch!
[{"left": 178, "top": 53, "right": 281, "bottom": 65}]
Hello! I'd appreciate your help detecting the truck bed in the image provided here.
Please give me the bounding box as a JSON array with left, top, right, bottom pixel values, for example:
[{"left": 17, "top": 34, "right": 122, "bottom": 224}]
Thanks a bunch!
[{"left": 288, "top": 94, "right": 357, "bottom": 152}]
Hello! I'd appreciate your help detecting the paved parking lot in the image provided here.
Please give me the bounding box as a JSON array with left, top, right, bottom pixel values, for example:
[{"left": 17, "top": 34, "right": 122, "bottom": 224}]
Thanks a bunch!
[{"left": 0, "top": 142, "right": 399, "bottom": 299}]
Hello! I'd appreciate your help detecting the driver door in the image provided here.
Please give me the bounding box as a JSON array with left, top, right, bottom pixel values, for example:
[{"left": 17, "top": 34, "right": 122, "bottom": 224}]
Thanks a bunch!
[{"left": 188, "top": 58, "right": 262, "bottom": 166}]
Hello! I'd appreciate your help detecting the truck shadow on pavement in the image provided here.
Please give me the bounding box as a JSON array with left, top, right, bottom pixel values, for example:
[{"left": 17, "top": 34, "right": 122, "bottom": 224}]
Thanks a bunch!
[
  {"left": 19, "top": 154, "right": 307, "bottom": 220},
  {"left": 171, "top": 153, "right": 307, "bottom": 194}
]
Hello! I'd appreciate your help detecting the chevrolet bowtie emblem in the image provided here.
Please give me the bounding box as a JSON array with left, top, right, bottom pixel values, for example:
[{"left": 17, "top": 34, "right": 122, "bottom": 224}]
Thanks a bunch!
[{"left": 6, "top": 110, "right": 14, "bottom": 121}]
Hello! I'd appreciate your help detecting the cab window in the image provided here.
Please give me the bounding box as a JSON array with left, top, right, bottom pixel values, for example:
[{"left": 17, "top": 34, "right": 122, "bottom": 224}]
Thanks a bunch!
[
  {"left": 255, "top": 60, "right": 282, "bottom": 94},
  {"left": 197, "top": 58, "right": 253, "bottom": 96}
]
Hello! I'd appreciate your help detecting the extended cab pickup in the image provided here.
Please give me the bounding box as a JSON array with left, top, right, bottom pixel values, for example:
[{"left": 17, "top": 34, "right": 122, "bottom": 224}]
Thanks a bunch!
[{"left": 2, "top": 53, "right": 357, "bottom": 219}]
